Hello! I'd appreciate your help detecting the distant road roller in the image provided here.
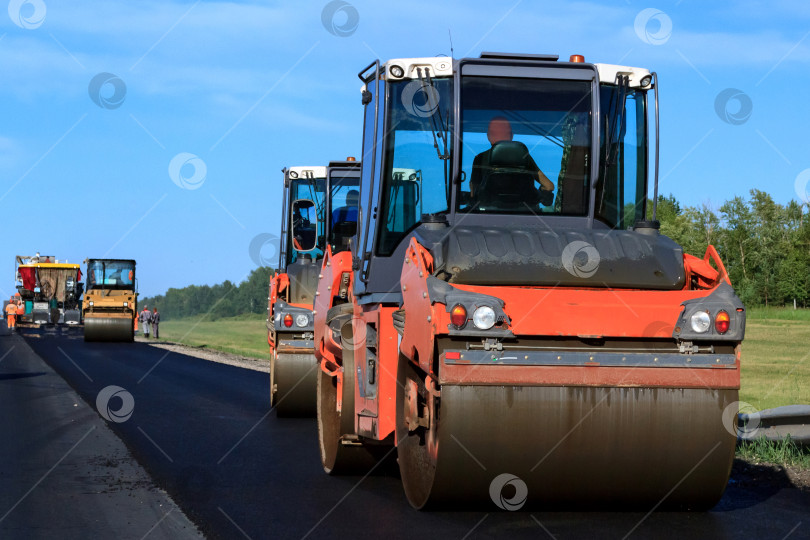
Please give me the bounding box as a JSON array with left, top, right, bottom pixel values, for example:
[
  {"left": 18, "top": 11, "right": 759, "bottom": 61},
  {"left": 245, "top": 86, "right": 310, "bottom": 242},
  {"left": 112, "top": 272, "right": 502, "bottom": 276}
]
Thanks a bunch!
[
  {"left": 314, "top": 53, "right": 745, "bottom": 510},
  {"left": 268, "top": 160, "right": 361, "bottom": 416},
  {"left": 82, "top": 259, "right": 137, "bottom": 342}
]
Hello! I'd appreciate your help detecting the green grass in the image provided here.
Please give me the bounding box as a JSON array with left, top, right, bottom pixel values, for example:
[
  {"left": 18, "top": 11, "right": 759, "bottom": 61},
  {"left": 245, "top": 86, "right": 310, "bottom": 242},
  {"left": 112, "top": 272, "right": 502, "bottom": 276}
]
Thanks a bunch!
[
  {"left": 157, "top": 313, "right": 270, "bottom": 360},
  {"left": 737, "top": 436, "right": 810, "bottom": 469},
  {"left": 742, "top": 308, "right": 810, "bottom": 410}
]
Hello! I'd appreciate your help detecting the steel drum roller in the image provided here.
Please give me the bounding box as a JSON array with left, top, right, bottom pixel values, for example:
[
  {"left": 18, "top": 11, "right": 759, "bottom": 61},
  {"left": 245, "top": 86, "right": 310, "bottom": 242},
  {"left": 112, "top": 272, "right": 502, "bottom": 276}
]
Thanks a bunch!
[
  {"left": 84, "top": 317, "right": 134, "bottom": 342},
  {"left": 397, "top": 360, "right": 737, "bottom": 510},
  {"left": 317, "top": 346, "right": 386, "bottom": 474},
  {"left": 272, "top": 352, "right": 318, "bottom": 417}
]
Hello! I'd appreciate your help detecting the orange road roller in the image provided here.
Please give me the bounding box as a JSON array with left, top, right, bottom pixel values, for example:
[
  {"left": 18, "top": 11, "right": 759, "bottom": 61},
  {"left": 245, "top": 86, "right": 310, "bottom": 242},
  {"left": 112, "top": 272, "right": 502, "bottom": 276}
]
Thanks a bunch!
[{"left": 314, "top": 52, "right": 745, "bottom": 510}]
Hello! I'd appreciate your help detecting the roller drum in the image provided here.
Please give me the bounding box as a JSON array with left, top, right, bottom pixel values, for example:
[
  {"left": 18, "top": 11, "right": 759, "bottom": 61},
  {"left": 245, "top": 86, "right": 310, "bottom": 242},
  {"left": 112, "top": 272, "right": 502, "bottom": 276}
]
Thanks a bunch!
[
  {"left": 272, "top": 352, "right": 317, "bottom": 417},
  {"left": 317, "top": 345, "right": 386, "bottom": 474},
  {"left": 84, "top": 317, "right": 134, "bottom": 342},
  {"left": 397, "top": 360, "right": 737, "bottom": 510}
]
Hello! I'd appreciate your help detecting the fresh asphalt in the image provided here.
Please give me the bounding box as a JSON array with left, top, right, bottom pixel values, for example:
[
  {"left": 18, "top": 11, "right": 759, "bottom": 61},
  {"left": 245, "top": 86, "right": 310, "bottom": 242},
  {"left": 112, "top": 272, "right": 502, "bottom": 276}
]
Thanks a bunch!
[
  {"left": 2, "top": 322, "right": 809, "bottom": 539},
  {"left": 0, "top": 326, "right": 200, "bottom": 539}
]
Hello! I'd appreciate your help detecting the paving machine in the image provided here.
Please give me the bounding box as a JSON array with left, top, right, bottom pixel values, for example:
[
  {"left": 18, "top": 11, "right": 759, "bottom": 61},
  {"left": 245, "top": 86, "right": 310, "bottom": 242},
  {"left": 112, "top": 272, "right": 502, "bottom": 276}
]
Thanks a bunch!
[
  {"left": 82, "top": 259, "right": 137, "bottom": 342},
  {"left": 314, "top": 53, "right": 745, "bottom": 510},
  {"left": 15, "top": 254, "right": 83, "bottom": 326},
  {"left": 268, "top": 161, "right": 361, "bottom": 416}
]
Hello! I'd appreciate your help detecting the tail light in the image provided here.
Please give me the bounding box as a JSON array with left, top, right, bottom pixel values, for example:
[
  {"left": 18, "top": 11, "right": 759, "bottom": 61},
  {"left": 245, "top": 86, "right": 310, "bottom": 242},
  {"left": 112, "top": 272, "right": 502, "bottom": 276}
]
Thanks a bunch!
[
  {"left": 450, "top": 304, "right": 467, "bottom": 329},
  {"left": 715, "top": 311, "right": 730, "bottom": 334},
  {"left": 283, "top": 314, "right": 293, "bottom": 327}
]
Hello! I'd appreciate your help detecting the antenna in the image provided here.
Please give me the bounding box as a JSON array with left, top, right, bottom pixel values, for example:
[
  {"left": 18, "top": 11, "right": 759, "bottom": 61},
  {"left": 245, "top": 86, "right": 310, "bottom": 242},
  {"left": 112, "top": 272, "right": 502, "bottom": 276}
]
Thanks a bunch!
[{"left": 448, "top": 29, "right": 454, "bottom": 58}]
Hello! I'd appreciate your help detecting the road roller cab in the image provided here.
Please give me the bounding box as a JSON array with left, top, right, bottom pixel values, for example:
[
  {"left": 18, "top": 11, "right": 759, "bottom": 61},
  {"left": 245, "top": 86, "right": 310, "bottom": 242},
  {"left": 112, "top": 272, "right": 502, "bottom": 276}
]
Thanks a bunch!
[
  {"left": 269, "top": 162, "right": 361, "bottom": 416},
  {"left": 82, "top": 259, "right": 137, "bottom": 342},
  {"left": 316, "top": 52, "right": 745, "bottom": 510}
]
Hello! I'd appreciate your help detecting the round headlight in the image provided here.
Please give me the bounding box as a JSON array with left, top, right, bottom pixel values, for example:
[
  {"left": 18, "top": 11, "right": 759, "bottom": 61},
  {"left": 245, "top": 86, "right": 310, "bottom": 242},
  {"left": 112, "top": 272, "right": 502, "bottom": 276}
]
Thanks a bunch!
[
  {"left": 690, "top": 311, "right": 711, "bottom": 333},
  {"left": 295, "top": 314, "right": 309, "bottom": 327},
  {"left": 389, "top": 64, "right": 405, "bottom": 78},
  {"left": 289, "top": 170, "right": 298, "bottom": 179},
  {"left": 472, "top": 306, "right": 496, "bottom": 330}
]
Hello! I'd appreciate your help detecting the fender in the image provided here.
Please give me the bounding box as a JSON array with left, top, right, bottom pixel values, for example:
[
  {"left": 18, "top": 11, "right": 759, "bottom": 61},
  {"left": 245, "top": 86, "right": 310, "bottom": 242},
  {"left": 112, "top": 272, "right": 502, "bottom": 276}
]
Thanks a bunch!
[
  {"left": 399, "top": 238, "right": 437, "bottom": 375},
  {"left": 314, "top": 246, "right": 354, "bottom": 373}
]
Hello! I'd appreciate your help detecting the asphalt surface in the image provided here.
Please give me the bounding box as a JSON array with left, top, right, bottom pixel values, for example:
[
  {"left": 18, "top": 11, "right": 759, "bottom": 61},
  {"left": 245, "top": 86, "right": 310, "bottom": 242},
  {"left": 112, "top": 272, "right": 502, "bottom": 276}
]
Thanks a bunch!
[
  {"left": 0, "top": 326, "right": 200, "bottom": 539},
  {"left": 3, "top": 323, "right": 810, "bottom": 539}
]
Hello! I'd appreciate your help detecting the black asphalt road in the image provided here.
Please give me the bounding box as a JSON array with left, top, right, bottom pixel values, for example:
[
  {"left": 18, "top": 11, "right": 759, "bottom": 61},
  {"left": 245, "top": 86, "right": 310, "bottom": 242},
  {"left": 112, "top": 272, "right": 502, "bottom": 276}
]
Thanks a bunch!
[
  {"left": 7, "top": 325, "right": 810, "bottom": 539},
  {"left": 0, "top": 327, "right": 200, "bottom": 539}
]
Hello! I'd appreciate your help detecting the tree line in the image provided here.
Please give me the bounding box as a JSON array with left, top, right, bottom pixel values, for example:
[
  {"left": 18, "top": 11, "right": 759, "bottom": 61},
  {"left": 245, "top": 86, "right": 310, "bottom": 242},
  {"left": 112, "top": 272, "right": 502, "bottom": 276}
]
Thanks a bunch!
[
  {"left": 654, "top": 190, "right": 809, "bottom": 307},
  {"left": 139, "top": 266, "right": 273, "bottom": 320},
  {"left": 139, "top": 190, "right": 809, "bottom": 320}
]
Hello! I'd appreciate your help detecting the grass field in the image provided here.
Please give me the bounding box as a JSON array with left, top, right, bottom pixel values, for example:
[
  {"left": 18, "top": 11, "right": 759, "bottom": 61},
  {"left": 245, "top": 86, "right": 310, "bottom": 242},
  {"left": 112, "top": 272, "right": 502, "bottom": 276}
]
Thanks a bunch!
[
  {"left": 741, "top": 307, "right": 810, "bottom": 410},
  {"left": 157, "top": 313, "right": 270, "bottom": 360},
  {"left": 157, "top": 308, "right": 810, "bottom": 409}
]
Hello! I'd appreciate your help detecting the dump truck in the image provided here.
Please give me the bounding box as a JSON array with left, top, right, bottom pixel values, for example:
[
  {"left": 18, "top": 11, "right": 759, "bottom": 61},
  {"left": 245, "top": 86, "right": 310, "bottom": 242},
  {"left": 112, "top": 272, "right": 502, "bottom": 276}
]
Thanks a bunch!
[
  {"left": 314, "top": 53, "right": 745, "bottom": 510},
  {"left": 14, "top": 254, "right": 83, "bottom": 326},
  {"left": 82, "top": 259, "right": 137, "bottom": 342},
  {"left": 268, "top": 160, "right": 361, "bottom": 416}
]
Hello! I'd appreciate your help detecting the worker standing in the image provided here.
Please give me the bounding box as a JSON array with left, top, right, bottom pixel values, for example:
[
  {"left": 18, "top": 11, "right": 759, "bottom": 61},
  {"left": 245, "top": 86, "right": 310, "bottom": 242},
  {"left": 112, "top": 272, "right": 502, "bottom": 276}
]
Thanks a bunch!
[
  {"left": 5, "top": 298, "right": 18, "bottom": 332},
  {"left": 140, "top": 306, "right": 152, "bottom": 338},
  {"left": 151, "top": 307, "right": 160, "bottom": 339}
]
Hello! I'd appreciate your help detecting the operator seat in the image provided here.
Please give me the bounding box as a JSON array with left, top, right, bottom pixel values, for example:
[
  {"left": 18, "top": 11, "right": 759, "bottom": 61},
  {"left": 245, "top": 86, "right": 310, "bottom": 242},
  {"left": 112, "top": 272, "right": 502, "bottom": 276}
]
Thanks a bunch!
[
  {"left": 476, "top": 141, "right": 544, "bottom": 211},
  {"left": 330, "top": 205, "right": 358, "bottom": 252}
]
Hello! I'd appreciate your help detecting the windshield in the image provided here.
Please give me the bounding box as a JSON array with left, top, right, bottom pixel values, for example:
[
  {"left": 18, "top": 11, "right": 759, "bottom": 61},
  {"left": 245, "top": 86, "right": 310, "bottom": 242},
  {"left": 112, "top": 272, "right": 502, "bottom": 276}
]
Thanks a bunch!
[
  {"left": 328, "top": 172, "right": 360, "bottom": 253},
  {"left": 596, "top": 84, "right": 648, "bottom": 229},
  {"left": 87, "top": 260, "right": 135, "bottom": 289},
  {"left": 377, "top": 77, "right": 453, "bottom": 256},
  {"left": 459, "top": 76, "right": 592, "bottom": 216},
  {"left": 287, "top": 177, "right": 326, "bottom": 265}
]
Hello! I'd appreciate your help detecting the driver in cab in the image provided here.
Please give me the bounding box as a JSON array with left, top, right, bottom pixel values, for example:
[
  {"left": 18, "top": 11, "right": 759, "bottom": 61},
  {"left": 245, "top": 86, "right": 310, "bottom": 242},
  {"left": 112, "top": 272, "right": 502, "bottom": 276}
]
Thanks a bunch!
[{"left": 470, "top": 116, "right": 554, "bottom": 207}]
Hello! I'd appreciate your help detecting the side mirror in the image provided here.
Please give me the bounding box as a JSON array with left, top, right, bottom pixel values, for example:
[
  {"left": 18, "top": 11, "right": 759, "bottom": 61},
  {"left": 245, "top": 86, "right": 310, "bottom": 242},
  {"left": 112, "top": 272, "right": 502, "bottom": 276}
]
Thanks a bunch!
[{"left": 291, "top": 199, "right": 318, "bottom": 252}]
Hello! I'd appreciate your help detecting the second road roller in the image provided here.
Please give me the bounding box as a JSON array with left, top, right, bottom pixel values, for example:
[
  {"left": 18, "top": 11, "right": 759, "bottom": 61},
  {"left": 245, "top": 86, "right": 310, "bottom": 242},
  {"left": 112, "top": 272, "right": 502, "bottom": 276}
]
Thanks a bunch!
[
  {"left": 313, "top": 52, "right": 745, "bottom": 509},
  {"left": 268, "top": 159, "right": 361, "bottom": 416},
  {"left": 82, "top": 258, "right": 137, "bottom": 342}
]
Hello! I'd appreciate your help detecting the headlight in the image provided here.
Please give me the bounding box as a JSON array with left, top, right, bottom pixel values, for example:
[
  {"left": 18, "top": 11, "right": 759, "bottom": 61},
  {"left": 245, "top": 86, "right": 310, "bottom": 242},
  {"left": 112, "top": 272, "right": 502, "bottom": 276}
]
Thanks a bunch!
[
  {"left": 295, "top": 314, "right": 309, "bottom": 327},
  {"left": 690, "top": 311, "right": 711, "bottom": 333},
  {"left": 472, "top": 306, "right": 496, "bottom": 330},
  {"left": 123, "top": 302, "right": 128, "bottom": 307},
  {"left": 89, "top": 301, "right": 94, "bottom": 307}
]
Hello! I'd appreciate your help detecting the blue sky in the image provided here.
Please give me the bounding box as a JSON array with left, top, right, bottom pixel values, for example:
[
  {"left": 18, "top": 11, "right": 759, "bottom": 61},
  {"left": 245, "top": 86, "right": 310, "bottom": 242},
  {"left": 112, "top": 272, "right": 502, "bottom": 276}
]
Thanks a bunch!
[{"left": 1, "top": 0, "right": 809, "bottom": 297}]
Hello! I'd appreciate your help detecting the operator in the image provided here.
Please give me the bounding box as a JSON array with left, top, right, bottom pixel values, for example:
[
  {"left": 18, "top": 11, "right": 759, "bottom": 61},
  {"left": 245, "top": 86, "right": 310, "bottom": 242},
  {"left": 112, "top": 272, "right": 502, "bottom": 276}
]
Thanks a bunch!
[
  {"left": 332, "top": 189, "right": 359, "bottom": 226},
  {"left": 469, "top": 116, "right": 554, "bottom": 205},
  {"left": 5, "top": 297, "right": 17, "bottom": 332}
]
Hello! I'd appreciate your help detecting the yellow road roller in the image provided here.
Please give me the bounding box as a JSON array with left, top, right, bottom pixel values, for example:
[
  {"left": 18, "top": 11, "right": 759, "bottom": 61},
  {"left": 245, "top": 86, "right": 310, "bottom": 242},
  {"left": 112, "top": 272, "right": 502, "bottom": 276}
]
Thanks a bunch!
[{"left": 82, "top": 258, "right": 137, "bottom": 342}]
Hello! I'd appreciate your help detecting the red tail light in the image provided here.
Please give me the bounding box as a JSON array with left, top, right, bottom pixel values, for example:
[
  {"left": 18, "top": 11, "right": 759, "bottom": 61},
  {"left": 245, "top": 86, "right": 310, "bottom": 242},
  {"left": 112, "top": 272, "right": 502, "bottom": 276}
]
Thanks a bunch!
[
  {"left": 450, "top": 304, "right": 467, "bottom": 328},
  {"left": 283, "top": 314, "right": 293, "bottom": 328},
  {"left": 715, "top": 311, "right": 730, "bottom": 334}
]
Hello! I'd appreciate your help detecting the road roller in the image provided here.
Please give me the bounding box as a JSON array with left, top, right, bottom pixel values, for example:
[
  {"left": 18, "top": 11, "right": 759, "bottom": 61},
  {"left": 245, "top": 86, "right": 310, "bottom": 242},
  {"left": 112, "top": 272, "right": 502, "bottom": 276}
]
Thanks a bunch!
[
  {"left": 314, "top": 52, "right": 745, "bottom": 510},
  {"left": 82, "top": 258, "right": 137, "bottom": 342},
  {"left": 269, "top": 161, "right": 361, "bottom": 416},
  {"left": 14, "top": 254, "right": 83, "bottom": 326}
]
